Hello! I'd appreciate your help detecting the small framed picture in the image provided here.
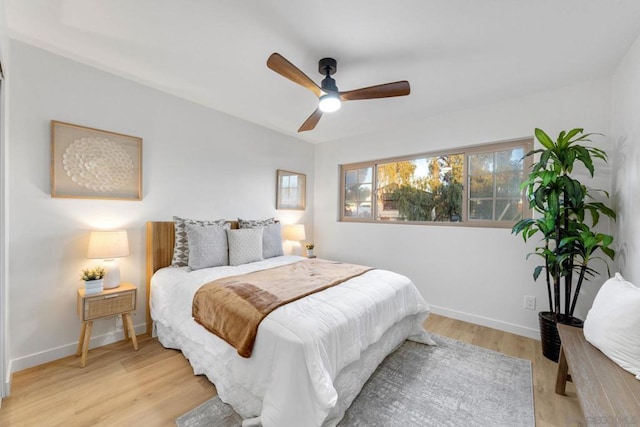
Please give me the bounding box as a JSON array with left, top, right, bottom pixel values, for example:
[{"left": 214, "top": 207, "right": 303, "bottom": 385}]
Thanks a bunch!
[
  {"left": 276, "top": 169, "right": 306, "bottom": 210},
  {"left": 51, "top": 121, "right": 142, "bottom": 200}
]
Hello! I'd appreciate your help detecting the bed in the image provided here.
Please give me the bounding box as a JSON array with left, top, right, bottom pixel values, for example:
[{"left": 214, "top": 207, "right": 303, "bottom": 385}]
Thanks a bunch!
[{"left": 146, "top": 221, "right": 434, "bottom": 427}]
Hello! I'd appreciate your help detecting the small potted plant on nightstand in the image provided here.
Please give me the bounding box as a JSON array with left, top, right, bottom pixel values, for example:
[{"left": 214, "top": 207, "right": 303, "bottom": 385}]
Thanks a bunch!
[
  {"left": 305, "top": 243, "right": 315, "bottom": 258},
  {"left": 82, "top": 266, "right": 105, "bottom": 295}
]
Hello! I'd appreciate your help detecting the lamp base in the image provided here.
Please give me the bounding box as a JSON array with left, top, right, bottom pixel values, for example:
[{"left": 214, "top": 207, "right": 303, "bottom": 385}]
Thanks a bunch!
[{"left": 102, "top": 259, "right": 121, "bottom": 289}]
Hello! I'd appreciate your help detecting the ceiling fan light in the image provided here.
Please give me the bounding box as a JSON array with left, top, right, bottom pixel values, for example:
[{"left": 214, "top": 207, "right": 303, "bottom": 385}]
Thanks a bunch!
[{"left": 319, "top": 93, "right": 341, "bottom": 113}]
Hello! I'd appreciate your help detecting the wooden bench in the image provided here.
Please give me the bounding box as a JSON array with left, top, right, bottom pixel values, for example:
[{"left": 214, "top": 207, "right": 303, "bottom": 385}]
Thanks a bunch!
[{"left": 555, "top": 324, "right": 640, "bottom": 425}]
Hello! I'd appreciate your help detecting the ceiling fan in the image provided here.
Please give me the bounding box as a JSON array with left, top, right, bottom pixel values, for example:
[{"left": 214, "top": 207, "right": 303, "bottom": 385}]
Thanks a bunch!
[{"left": 267, "top": 53, "right": 411, "bottom": 132}]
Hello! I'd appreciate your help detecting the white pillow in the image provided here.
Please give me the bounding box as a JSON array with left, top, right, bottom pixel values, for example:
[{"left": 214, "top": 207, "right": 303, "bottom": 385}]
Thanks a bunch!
[
  {"left": 226, "top": 228, "right": 264, "bottom": 266},
  {"left": 185, "top": 223, "right": 230, "bottom": 270},
  {"left": 583, "top": 273, "right": 640, "bottom": 380}
]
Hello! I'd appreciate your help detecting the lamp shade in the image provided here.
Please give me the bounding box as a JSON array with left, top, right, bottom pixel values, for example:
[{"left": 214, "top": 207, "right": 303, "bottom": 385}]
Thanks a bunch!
[
  {"left": 283, "top": 224, "right": 306, "bottom": 241},
  {"left": 87, "top": 230, "right": 130, "bottom": 259}
]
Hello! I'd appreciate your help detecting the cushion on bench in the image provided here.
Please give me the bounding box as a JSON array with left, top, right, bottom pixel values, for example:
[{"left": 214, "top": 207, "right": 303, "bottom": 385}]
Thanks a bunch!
[{"left": 583, "top": 273, "right": 640, "bottom": 380}]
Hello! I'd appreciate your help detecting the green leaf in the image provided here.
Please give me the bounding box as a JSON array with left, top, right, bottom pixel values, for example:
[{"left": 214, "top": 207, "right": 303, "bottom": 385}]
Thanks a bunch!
[
  {"left": 548, "top": 189, "right": 559, "bottom": 216},
  {"left": 533, "top": 265, "right": 544, "bottom": 281},
  {"left": 512, "top": 218, "right": 533, "bottom": 235},
  {"left": 565, "top": 148, "right": 576, "bottom": 169},
  {"left": 601, "top": 246, "right": 615, "bottom": 260},
  {"left": 558, "top": 130, "right": 566, "bottom": 142},
  {"left": 539, "top": 150, "right": 551, "bottom": 168},
  {"left": 574, "top": 146, "right": 595, "bottom": 176},
  {"left": 533, "top": 187, "right": 546, "bottom": 211},
  {"left": 588, "top": 202, "right": 616, "bottom": 220},
  {"left": 535, "top": 128, "right": 555, "bottom": 150},
  {"left": 564, "top": 128, "right": 583, "bottom": 143},
  {"left": 542, "top": 170, "right": 554, "bottom": 186}
]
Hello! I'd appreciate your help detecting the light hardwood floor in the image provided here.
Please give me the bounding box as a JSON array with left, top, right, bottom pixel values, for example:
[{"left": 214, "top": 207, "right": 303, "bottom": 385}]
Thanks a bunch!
[{"left": 0, "top": 314, "right": 583, "bottom": 426}]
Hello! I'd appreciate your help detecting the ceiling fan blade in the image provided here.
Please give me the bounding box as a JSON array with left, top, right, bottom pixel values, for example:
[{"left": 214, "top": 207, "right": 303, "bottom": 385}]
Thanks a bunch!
[
  {"left": 267, "top": 53, "right": 323, "bottom": 97},
  {"left": 298, "top": 108, "right": 323, "bottom": 132},
  {"left": 340, "top": 81, "right": 410, "bottom": 102}
]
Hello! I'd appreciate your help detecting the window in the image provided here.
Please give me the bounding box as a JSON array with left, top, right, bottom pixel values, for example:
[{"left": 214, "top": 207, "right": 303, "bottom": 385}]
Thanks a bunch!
[
  {"left": 344, "top": 167, "right": 373, "bottom": 219},
  {"left": 467, "top": 147, "right": 527, "bottom": 222},
  {"left": 340, "top": 138, "right": 533, "bottom": 227}
]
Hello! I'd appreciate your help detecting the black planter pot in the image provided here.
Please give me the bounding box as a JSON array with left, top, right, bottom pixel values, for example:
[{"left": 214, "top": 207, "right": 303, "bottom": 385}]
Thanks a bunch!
[{"left": 538, "top": 311, "right": 584, "bottom": 362}]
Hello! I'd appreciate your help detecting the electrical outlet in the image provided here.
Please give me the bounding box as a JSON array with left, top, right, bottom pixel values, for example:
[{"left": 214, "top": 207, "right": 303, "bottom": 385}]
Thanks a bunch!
[{"left": 524, "top": 295, "right": 536, "bottom": 310}]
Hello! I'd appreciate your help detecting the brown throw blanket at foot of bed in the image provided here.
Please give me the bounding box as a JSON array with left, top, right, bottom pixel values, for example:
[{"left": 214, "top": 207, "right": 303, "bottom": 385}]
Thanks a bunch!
[{"left": 193, "top": 258, "right": 372, "bottom": 357}]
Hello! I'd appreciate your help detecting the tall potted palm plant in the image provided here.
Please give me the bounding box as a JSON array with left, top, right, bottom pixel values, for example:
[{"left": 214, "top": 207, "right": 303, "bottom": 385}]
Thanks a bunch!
[{"left": 512, "top": 128, "right": 615, "bottom": 362}]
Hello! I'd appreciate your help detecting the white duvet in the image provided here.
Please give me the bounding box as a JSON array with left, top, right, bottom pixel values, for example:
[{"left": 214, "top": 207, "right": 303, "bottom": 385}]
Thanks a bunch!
[{"left": 151, "top": 255, "right": 433, "bottom": 426}]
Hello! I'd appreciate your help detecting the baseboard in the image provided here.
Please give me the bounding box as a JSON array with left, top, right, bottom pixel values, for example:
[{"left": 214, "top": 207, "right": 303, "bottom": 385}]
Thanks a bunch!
[
  {"left": 2, "top": 359, "right": 11, "bottom": 399},
  {"left": 9, "top": 322, "right": 147, "bottom": 373},
  {"left": 429, "top": 305, "right": 540, "bottom": 340}
]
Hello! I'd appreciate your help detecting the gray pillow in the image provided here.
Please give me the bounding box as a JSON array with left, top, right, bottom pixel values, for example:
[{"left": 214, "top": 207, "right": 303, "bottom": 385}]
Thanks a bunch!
[
  {"left": 172, "top": 216, "right": 226, "bottom": 267},
  {"left": 238, "top": 218, "right": 283, "bottom": 259},
  {"left": 226, "top": 228, "right": 264, "bottom": 266},
  {"left": 185, "top": 223, "right": 230, "bottom": 270},
  {"left": 262, "top": 223, "right": 284, "bottom": 258}
]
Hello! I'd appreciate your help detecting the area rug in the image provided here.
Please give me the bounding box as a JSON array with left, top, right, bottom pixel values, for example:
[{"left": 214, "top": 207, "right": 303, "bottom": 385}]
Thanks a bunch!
[{"left": 176, "top": 335, "right": 535, "bottom": 427}]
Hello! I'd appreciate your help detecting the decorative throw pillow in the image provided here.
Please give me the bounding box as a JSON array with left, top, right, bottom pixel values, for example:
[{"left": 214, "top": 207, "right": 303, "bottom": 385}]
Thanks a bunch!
[
  {"left": 583, "top": 273, "right": 640, "bottom": 380},
  {"left": 261, "top": 223, "right": 284, "bottom": 258},
  {"left": 238, "top": 218, "right": 283, "bottom": 259},
  {"left": 227, "top": 228, "right": 264, "bottom": 266},
  {"left": 238, "top": 217, "right": 275, "bottom": 229},
  {"left": 185, "top": 223, "right": 230, "bottom": 270},
  {"left": 172, "top": 216, "right": 226, "bottom": 267}
]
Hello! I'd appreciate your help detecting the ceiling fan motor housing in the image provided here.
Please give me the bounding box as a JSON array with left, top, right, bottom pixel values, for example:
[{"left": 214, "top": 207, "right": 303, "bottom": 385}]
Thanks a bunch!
[
  {"left": 318, "top": 57, "right": 337, "bottom": 75},
  {"left": 321, "top": 76, "right": 339, "bottom": 92},
  {"left": 319, "top": 58, "right": 339, "bottom": 92}
]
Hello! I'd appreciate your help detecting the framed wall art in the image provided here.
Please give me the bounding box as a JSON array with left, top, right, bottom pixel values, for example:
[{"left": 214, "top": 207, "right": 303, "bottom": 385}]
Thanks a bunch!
[
  {"left": 51, "top": 120, "right": 142, "bottom": 200},
  {"left": 276, "top": 169, "right": 306, "bottom": 210}
]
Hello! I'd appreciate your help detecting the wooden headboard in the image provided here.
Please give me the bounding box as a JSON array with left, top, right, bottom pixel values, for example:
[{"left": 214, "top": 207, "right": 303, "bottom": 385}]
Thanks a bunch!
[{"left": 145, "top": 220, "right": 239, "bottom": 335}]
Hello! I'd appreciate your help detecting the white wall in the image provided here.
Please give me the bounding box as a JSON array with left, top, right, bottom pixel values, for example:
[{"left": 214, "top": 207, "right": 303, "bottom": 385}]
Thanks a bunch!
[
  {"left": 612, "top": 33, "right": 640, "bottom": 284},
  {"left": 8, "top": 40, "right": 313, "bottom": 371},
  {"left": 0, "top": 0, "right": 10, "bottom": 399},
  {"left": 314, "top": 80, "right": 614, "bottom": 338}
]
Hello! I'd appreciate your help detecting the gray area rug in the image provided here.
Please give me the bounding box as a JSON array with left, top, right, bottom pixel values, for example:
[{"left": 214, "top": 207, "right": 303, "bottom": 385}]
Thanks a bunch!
[{"left": 176, "top": 335, "right": 534, "bottom": 427}]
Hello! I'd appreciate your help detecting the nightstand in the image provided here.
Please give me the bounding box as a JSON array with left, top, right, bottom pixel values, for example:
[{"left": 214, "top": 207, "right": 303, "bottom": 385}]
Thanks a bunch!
[{"left": 76, "top": 282, "right": 139, "bottom": 367}]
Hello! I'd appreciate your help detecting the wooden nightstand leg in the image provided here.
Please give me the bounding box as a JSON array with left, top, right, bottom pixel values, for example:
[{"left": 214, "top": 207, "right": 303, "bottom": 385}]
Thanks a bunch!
[
  {"left": 123, "top": 313, "right": 139, "bottom": 351},
  {"left": 80, "top": 320, "right": 93, "bottom": 368},
  {"left": 122, "top": 314, "right": 130, "bottom": 340},
  {"left": 76, "top": 321, "right": 87, "bottom": 356}
]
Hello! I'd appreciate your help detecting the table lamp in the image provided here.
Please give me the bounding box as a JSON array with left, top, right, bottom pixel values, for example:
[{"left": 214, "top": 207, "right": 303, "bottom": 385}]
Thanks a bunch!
[
  {"left": 284, "top": 224, "right": 306, "bottom": 242},
  {"left": 283, "top": 224, "right": 306, "bottom": 255},
  {"left": 87, "top": 230, "right": 129, "bottom": 289}
]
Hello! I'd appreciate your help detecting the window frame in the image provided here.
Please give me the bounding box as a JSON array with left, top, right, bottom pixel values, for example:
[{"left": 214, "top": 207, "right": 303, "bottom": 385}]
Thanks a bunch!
[{"left": 339, "top": 138, "right": 533, "bottom": 228}]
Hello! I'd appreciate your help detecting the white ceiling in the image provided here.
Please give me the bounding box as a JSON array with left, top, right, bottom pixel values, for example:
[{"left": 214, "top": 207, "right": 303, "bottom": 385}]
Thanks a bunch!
[{"left": 5, "top": 0, "right": 640, "bottom": 143}]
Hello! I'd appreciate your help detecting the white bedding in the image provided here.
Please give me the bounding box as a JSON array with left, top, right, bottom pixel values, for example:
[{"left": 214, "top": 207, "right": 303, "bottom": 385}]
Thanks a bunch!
[{"left": 151, "top": 255, "right": 433, "bottom": 426}]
